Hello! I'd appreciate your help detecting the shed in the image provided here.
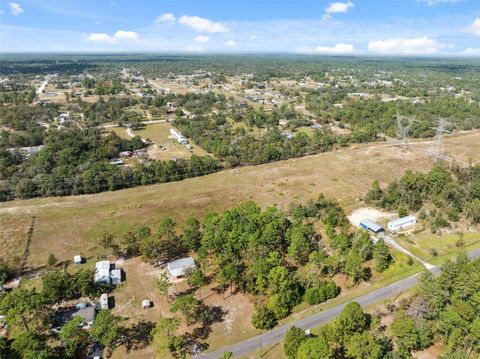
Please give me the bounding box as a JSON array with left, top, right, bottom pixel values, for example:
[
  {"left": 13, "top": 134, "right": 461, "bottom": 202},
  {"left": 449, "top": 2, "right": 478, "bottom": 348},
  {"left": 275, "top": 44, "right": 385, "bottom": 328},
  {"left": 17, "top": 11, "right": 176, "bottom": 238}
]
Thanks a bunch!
[
  {"left": 167, "top": 257, "right": 196, "bottom": 281},
  {"left": 110, "top": 269, "right": 122, "bottom": 285},
  {"left": 100, "top": 294, "right": 109, "bottom": 309},
  {"left": 142, "top": 299, "right": 151, "bottom": 309},
  {"left": 73, "top": 255, "right": 83, "bottom": 264},
  {"left": 388, "top": 215, "right": 417, "bottom": 233},
  {"left": 95, "top": 261, "right": 111, "bottom": 284},
  {"left": 359, "top": 219, "right": 384, "bottom": 234}
]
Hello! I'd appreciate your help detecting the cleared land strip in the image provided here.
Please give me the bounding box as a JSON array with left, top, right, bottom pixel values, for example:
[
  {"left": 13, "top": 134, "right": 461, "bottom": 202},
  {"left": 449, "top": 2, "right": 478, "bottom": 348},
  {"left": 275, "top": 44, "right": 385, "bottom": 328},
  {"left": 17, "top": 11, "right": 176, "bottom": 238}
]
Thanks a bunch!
[
  {"left": 196, "top": 247, "right": 480, "bottom": 359},
  {"left": 1, "top": 130, "right": 479, "bottom": 268}
]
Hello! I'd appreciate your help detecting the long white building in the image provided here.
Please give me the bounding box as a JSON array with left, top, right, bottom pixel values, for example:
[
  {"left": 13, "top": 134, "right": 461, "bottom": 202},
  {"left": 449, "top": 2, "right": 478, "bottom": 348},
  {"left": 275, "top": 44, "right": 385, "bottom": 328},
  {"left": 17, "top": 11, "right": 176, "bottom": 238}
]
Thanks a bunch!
[
  {"left": 170, "top": 128, "right": 188, "bottom": 145},
  {"left": 388, "top": 215, "right": 417, "bottom": 233}
]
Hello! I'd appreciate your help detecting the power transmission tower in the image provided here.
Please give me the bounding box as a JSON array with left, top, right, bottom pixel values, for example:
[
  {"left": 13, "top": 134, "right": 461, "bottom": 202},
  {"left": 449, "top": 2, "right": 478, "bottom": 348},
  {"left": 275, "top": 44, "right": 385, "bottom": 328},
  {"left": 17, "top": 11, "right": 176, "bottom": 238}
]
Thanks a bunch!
[
  {"left": 396, "top": 114, "right": 416, "bottom": 153},
  {"left": 427, "top": 118, "right": 451, "bottom": 162}
]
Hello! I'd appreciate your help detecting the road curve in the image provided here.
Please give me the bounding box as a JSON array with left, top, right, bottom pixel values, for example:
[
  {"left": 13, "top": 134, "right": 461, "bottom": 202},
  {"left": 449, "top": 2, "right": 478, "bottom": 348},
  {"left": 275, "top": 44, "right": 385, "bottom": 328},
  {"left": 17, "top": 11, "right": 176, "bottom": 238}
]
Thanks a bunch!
[{"left": 195, "top": 247, "right": 480, "bottom": 359}]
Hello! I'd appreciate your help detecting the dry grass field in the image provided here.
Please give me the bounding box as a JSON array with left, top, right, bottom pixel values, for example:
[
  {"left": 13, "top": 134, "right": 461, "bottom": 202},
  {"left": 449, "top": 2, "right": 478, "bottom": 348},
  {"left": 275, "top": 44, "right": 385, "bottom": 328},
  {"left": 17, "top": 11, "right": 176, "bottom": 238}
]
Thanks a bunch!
[{"left": 0, "top": 131, "right": 479, "bottom": 268}]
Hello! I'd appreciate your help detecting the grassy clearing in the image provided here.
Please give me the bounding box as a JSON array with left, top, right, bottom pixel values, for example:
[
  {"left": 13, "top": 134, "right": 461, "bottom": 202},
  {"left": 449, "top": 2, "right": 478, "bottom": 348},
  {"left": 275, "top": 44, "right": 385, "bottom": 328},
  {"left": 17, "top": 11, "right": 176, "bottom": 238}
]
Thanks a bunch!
[
  {"left": 0, "top": 214, "right": 32, "bottom": 265},
  {"left": 394, "top": 231, "right": 480, "bottom": 264},
  {"left": 132, "top": 123, "right": 209, "bottom": 160},
  {"left": 0, "top": 131, "right": 478, "bottom": 268}
]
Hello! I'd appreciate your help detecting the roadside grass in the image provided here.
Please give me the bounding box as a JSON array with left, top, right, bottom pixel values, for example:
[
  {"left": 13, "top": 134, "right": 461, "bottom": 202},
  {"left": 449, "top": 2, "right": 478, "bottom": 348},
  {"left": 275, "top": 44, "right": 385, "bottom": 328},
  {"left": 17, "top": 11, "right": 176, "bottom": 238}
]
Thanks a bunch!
[
  {"left": 394, "top": 231, "right": 480, "bottom": 264},
  {"left": 108, "top": 127, "right": 130, "bottom": 139}
]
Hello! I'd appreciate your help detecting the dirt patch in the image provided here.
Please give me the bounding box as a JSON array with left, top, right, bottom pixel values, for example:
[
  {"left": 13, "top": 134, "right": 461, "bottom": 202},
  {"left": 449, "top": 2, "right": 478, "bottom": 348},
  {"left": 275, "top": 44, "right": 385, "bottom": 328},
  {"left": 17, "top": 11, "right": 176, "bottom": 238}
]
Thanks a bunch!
[{"left": 348, "top": 207, "right": 396, "bottom": 227}]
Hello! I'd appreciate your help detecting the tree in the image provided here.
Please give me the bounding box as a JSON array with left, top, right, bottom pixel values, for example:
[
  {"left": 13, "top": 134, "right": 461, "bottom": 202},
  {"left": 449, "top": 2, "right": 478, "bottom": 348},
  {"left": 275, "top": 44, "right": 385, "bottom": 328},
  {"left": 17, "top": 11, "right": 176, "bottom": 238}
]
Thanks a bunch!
[
  {"left": 89, "top": 310, "right": 119, "bottom": 348},
  {"left": 0, "top": 260, "right": 10, "bottom": 284},
  {"left": 335, "top": 302, "right": 368, "bottom": 339},
  {"left": 217, "top": 262, "right": 240, "bottom": 295},
  {"left": 182, "top": 218, "right": 202, "bottom": 251},
  {"left": 287, "top": 222, "right": 314, "bottom": 264},
  {"left": 251, "top": 304, "right": 277, "bottom": 330},
  {"left": 156, "top": 272, "right": 172, "bottom": 303},
  {"left": 296, "top": 337, "right": 335, "bottom": 359},
  {"left": 11, "top": 331, "right": 51, "bottom": 359},
  {"left": 187, "top": 268, "right": 207, "bottom": 299},
  {"left": 170, "top": 294, "right": 200, "bottom": 326},
  {"left": 0, "top": 288, "right": 50, "bottom": 331},
  {"left": 284, "top": 326, "right": 306, "bottom": 359},
  {"left": 151, "top": 316, "right": 182, "bottom": 355},
  {"left": 364, "top": 180, "right": 383, "bottom": 204},
  {"left": 46, "top": 253, "right": 57, "bottom": 267},
  {"left": 59, "top": 317, "right": 89, "bottom": 358},
  {"left": 344, "top": 250, "right": 368, "bottom": 284},
  {"left": 99, "top": 233, "right": 120, "bottom": 257},
  {"left": 373, "top": 239, "right": 392, "bottom": 272},
  {"left": 344, "top": 332, "right": 389, "bottom": 359},
  {"left": 391, "top": 311, "right": 419, "bottom": 355},
  {"left": 220, "top": 352, "right": 233, "bottom": 359}
]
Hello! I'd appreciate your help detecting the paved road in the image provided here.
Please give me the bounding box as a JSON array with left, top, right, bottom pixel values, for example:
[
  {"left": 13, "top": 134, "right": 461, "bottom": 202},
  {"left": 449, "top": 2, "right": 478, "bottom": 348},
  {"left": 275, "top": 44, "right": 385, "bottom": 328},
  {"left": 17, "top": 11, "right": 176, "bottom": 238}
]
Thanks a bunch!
[
  {"left": 195, "top": 247, "right": 480, "bottom": 359},
  {"left": 102, "top": 119, "right": 166, "bottom": 129}
]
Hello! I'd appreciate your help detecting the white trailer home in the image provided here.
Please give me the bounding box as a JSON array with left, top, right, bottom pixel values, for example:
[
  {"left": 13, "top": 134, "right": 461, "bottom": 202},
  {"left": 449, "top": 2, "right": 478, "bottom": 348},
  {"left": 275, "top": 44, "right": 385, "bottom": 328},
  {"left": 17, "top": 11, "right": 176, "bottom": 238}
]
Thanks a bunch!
[{"left": 169, "top": 128, "right": 188, "bottom": 145}]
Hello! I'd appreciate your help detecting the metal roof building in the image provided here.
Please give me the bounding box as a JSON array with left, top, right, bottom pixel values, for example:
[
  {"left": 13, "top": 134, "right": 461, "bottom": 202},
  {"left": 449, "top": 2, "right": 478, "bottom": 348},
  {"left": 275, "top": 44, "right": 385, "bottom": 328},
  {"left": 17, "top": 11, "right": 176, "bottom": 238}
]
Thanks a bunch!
[
  {"left": 95, "top": 261, "right": 111, "bottom": 284},
  {"left": 110, "top": 269, "right": 122, "bottom": 285},
  {"left": 359, "top": 219, "right": 384, "bottom": 234},
  {"left": 167, "top": 257, "right": 196, "bottom": 280},
  {"left": 388, "top": 215, "right": 417, "bottom": 233}
]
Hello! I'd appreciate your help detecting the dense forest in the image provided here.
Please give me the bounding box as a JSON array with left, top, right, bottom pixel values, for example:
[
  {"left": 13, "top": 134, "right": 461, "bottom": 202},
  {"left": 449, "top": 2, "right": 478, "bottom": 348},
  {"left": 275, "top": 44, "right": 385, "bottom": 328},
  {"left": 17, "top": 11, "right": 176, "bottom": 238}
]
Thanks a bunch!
[{"left": 0, "top": 129, "right": 220, "bottom": 200}]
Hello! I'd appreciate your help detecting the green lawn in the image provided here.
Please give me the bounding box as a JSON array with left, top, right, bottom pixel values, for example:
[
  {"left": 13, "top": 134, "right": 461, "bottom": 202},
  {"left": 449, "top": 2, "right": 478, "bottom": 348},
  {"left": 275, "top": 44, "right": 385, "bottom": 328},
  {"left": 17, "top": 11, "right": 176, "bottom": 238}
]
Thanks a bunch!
[{"left": 394, "top": 230, "right": 480, "bottom": 264}]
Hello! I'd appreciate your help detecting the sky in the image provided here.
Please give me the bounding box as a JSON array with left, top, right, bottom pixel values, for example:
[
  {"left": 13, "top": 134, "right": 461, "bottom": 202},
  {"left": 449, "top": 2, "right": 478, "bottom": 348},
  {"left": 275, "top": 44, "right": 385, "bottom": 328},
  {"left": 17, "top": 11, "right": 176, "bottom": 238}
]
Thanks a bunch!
[{"left": 0, "top": 0, "right": 479, "bottom": 56}]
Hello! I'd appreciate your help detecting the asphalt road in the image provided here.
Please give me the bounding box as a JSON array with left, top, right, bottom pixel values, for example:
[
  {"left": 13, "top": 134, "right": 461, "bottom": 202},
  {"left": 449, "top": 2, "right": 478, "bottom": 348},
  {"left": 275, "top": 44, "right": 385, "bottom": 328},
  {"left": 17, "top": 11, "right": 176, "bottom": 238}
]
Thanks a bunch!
[{"left": 195, "top": 247, "right": 480, "bottom": 359}]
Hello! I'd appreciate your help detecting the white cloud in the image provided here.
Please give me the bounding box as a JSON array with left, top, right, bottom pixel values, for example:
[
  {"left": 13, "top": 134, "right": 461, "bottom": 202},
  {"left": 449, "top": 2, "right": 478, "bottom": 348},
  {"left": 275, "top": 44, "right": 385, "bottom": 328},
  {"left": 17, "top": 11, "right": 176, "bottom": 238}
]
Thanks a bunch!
[
  {"left": 113, "top": 30, "right": 139, "bottom": 41},
  {"left": 419, "top": 0, "right": 460, "bottom": 6},
  {"left": 323, "top": 1, "right": 353, "bottom": 19},
  {"left": 466, "top": 18, "right": 480, "bottom": 37},
  {"left": 225, "top": 40, "right": 237, "bottom": 47},
  {"left": 315, "top": 43, "right": 355, "bottom": 54},
  {"left": 85, "top": 30, "right": 139, "bottom": 44},
  {"left": 9, "top": 2, "right": 23, "bottom": 15},
  {"left": 194, "top": 35, "right": 210, "bottom": 43},
  {"left": 460, "top": 48, "right": 480, "bottom": 56},
  {"left": 368, "top": 37, "right": 447, "bottom": 55},
  {"left": 179, "top": 15, "right": 228, "bottom": 33},
  {"left": 155, "top": 13, "right": 176, "bottom": 25},
  {"left": 0, "top": 9, "right": 5, "bottom": 15},
  {"left": 85, "top": 33, "right": 116, "bottom": 44}
]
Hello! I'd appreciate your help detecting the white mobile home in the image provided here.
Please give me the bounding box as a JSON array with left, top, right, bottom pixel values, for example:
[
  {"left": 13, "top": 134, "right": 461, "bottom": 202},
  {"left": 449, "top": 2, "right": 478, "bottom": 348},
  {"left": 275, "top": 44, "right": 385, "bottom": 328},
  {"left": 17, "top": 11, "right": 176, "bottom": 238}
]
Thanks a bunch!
[
  {"left": 95, "top": 261, "right": 111, "bottom": 284},
  {"left": 388, "top": 215, "right": 417, "bottom": 233},
  {"left": 170, "top": 129, "right": 188, "bottom": 145}
]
